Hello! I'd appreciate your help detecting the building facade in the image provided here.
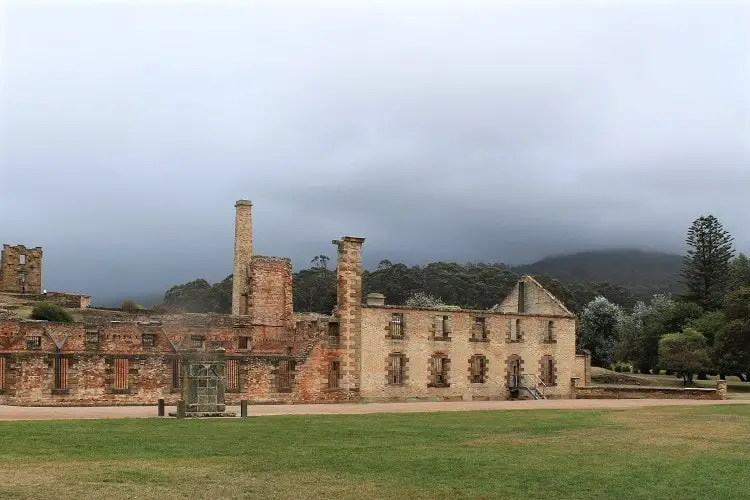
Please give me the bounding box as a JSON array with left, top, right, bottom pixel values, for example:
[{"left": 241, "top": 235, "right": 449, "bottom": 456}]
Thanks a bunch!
[{"left": 0, "top": 200, "right": 589, "bottom": 406}]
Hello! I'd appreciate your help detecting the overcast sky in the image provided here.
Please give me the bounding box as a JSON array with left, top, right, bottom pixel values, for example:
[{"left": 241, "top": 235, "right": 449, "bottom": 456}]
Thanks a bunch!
[{"left": 1, "top": 1, "right": 748, "bottom": 304}]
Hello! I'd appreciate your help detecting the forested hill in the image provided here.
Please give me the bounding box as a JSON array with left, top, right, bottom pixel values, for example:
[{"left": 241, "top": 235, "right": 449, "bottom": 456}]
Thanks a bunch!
[{"left": 512, "top": 249, "right": 684, "bottom": 300}]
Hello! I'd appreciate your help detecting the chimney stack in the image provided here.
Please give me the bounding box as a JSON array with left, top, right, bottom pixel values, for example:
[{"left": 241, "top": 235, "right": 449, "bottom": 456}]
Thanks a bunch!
[{"left": 232, "top": 200, "right": 253, "bottom": 316}]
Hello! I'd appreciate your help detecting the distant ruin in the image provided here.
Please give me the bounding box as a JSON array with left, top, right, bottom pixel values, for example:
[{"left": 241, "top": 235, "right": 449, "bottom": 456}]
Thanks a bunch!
[{"left": 0, "top": 244, "right": 42, "bottom": 294}]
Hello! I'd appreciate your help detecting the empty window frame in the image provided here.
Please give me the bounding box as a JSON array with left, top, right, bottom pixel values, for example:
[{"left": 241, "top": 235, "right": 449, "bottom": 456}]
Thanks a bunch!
[
  {"left": 141, "top": 333, "right": 157, "bottom": 347},
  {"left": 388, "top": 353, "right": 406, "bottom": 385},
  {"left": 541, "top": 356, "right": 557, "bottom": 386},
  {"left": 238, "top": 336, "right": 251, "bottom": 350},
  {"left": 328, "top": 360, "right": 341, "bottom": 389},
  {"left": 472, "top": 317, "right": 488, "bottom": 340},
  {"left": 328, "top": 322, "right": 340, "bottom": 347},
  {"left": 546, "top": 321, "right": 555, "bottom": 342},
  {"left": 434, "top": 315, "right": 451, "bottom": 339},
  {"left": 430, "top": 355, "right": 449, "bottom": 387},
  {"left": 85, "top": 329, "right": 100, "bottom": 348},
  {"left": 19, "top": 254, "right": 26, "bottom": 264},
  {"left": 277, "top": 359, "right": 295, "bottom": 392},
  {"left": 191, "top": 335, "right": 205, "bottom": 349},
  {"left": 470, "top": 355, "right": 488, "bottom": 384},
  {"left": 518, "top": 280, "right": 526, "bottom": 313}
]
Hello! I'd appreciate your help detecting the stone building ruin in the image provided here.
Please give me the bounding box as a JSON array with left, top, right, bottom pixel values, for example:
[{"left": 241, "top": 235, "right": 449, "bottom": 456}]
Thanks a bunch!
[
  {"left": 0, "top": 244, "right": 43, "bottom": 294},
  {"left": 0, "top": 200, "right": 591, "bottom": 406}
]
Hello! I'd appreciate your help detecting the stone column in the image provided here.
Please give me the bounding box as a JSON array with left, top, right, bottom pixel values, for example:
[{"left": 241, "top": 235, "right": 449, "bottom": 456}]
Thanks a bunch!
[
  {"left": 716, "top": 380, "right": 728, "bottom": 400},
  {"left": 333, "top": 236, "right": 365, "bottom": 392},
  {"left": 232, "top": 200, "right": 253, "bottom": 316}
]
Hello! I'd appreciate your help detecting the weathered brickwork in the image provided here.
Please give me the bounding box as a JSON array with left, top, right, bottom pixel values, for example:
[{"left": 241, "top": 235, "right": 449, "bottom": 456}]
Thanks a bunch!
[
  {"left": 0, "top": 199, "right": 592, "bottom": 406},
  {"left": 0, "top": 244, "right": 43, "bottom": 294}
]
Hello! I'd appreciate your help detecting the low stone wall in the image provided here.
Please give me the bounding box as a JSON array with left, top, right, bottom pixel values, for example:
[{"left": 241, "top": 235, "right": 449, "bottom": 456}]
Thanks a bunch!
[{"left": 574, "top": 380, "right": 727, "bottom": 400}]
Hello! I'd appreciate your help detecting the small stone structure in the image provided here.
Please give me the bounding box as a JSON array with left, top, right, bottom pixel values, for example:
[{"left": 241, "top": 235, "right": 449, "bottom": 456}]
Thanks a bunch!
[
  {"left": 0, "top": 244, "right": 42, "bottom": 294},
  {"left": 572, "top": 380, "right": 728, "bottom": 400},
  {"left": 173, "top": 349, "right": 235, "bottom": 417}
]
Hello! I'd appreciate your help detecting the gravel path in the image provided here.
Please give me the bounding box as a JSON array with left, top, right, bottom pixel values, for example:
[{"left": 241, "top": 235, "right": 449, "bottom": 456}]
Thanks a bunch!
[{"left": 1, "top": 398, "right": 748, "bottom": 421}]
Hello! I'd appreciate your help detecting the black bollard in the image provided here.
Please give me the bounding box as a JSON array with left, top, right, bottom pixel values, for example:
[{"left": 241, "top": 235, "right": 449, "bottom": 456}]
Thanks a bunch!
[
  {"left": 240, "top": 400, "right": 248, "bottom": 418},
  {"left": 157, "top": 398, "right": 165, "bottom": 417},
  {"left": 177, "top": 399, "right": 186, "bottom": 419}
]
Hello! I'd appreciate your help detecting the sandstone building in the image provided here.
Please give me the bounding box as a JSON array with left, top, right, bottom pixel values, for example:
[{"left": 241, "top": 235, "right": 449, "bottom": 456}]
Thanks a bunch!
[{"left": 0, "top": 200, "right": 590, "bottom": 406}]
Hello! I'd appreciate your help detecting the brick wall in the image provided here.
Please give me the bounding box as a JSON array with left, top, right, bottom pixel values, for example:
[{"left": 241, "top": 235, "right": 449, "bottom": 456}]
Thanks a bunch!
[
  {"left": 232, "top": 200, "right": 253, "bottom": 316},
  {"left": 247, "top": 256, "right": 293, "bottom": 329}
]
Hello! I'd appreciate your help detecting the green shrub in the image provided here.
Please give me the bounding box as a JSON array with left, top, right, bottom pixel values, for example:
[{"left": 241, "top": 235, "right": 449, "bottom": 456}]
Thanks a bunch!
[
  {"left": 30, "top": 302, "right": 73, "bottom": 323},
  {"left": 121, "top": 300, "right": 144, "bottom": 312}
]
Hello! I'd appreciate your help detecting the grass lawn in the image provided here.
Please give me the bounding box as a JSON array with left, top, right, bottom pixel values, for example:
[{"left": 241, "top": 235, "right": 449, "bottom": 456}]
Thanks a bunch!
[{"left": 1, "top": 405, "right": 748, "bottom": 499}]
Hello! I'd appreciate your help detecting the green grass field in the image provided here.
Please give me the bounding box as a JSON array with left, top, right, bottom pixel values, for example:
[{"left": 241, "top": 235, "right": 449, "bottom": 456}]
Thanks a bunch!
[{"left": 1, "top": 405, "right": 748, "bottom": 499}]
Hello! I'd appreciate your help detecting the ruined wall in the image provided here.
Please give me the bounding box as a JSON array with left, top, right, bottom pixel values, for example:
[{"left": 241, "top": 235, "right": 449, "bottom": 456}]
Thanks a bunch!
[
  {"left": 0, "top": 245, "right": 43, "bottom": 294},
  {"left": 359, "top": 305, "right": 577, "bottom": 401},
  {"left": 574, "top": 382, "right": 726, "bottom": 400},
  {"left": 0, "top": 316, "right": 354, "bottom": 406},
  {"left": 494, "top": 276, "right": 571, "bottom": 316},
  {"left": 247, "top": 256, "right": 293, "bottom": 332},
  {"left": 43, "top": 292, "right": 91, "bottom": 309}
]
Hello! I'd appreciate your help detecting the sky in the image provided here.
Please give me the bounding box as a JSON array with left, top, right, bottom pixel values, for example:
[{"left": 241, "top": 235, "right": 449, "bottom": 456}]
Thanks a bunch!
[{"left": 1, "top": 1, "right": 749, "bottom": 305}]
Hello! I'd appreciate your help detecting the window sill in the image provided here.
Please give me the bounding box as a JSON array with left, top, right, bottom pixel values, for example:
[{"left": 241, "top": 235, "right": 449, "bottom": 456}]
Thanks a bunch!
[
  {"left": 543, "top": 339, "right": 557, "bottom": 344},
  {"left": 505, "top": 339, "right": 523, "bottom": 343},
  {"left": 51, "top": 389, "right": 70, "bottom": 395},
  {"left": 386, "top": 336, "right": 405, "bottom": 341},
  {"left": 387, "top": 383, "right": 405, "bottom": 387},
  {"left": 431, "top": 337, "right": 451, "bottom": 342},
  {"left": 469, "top": 338, "right": 490, "bottom": 343},
  {"left": 326, "top": 387, "right": 345, "bottom": 392},
  {"left": 110, "top": 388, "right": 132, "bottom": 395},
  {"left": 427, "top": 383, "right": 450, "bottom": 388},
  {"left": 276, "top": 388, "right": 293, "bottom": 393}
]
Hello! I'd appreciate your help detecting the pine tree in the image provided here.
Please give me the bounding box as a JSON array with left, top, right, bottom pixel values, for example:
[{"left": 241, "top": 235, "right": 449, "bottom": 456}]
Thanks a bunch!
[{"left": 679, "top": 215, "right": 735, "bottom": 310}]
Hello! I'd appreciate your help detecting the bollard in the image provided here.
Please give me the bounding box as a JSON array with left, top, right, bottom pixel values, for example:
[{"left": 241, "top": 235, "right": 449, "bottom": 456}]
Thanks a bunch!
[
  {"left": 157, "top": 399, "right": 165, "bottom": 417},
  {"left": 177, "top": 399, "right": 186, "bottom": 419},
  {"left": 240, "top": 400, "right": 248, "bottom": 418}
]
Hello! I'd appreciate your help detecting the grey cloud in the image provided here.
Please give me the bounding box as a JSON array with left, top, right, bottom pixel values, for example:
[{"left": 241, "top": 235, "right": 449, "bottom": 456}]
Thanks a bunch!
[{"left": 1, "top": 2, "right": 748, "bottom": 303}]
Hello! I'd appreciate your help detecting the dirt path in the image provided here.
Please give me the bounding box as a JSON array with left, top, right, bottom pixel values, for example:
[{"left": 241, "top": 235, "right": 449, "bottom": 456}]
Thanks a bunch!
[{"left": 1, "top": 398, "right": 748, "bottom": 421}]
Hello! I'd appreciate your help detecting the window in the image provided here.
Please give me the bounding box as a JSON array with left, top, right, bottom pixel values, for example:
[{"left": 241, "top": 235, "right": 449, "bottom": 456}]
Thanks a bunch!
[
  {"left": 19, "top": 254, "right": 26, "bottom": 264},
  {"left": 114, "top": 358, "right": 129, "bottom": 391},
  {"left": 25, "top": 336, "right": 41, "bottom": 350},
  {"left": 328, "top": 360, "right": 341, "bottom": 389},
  {"left": 191, "top": 335, "right": 205, "bottom": 349},
  {"left": 434, "top": 315, "right": 451, "bottom": 340},
  {"left": 328, "top": 322, "right": 340, "bottom": 347},
  {"left": 238, "top": 336, "right": 251, "bottom": 350},
  {"left": 171, "top": 358, "right": 181, "bottom": 389},
  {"left": 514, "top": 319, "right": 522, "bottom": 341},
  {"left": 429, "top": 355, "right": 450, "bottom": 387},
  {"left": 85, "top": 329, "right": 100, "bottom": 349},
  {"left": 518, "top": 280, "right": 526, "bottom": 313},
  {"left": 277, "top": 359, "right": 295, "bottom": 392},
  {"left": 54, "top": 357, "right": 69, "bottom": 391},
  {"left": 387, "top": 353, "right": 406, "bottom": 385},
  {"left": 541, "top": 356, "right": 556, "bottom": 386},
  {"left": 472, "top": 317, "right": 488, "bottom": 341},
  {"left": 226, "top": 359, "right": 240, "bottom": 391},
  {"left": 546, "top": 321, "right": 555, "bottom": 342},
  {"left": 142, "top": 334, "right": 157, "bottom": 347},
  {"left": 389, "top": 313, "right": 404, "bottom": 338},
  {"left": 0, "top": 357, "right": 6, "bottom": 391},
  {"left": 470, "top": 355, "right": 488, "bottom": 384}
]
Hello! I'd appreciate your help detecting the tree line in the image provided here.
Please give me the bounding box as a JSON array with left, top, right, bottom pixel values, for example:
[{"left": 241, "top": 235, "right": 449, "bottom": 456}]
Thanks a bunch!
[{"left": 576, "top": 215, "right": 750, "bottom": 383}]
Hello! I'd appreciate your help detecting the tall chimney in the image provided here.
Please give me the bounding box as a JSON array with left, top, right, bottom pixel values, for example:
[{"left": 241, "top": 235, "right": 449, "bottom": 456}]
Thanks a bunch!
[
  {"left": 332, "top": 236, "right": 365, "bottom": 390},
  {"left": 232, "top": 200, "right": 253, "bottom": 316}
]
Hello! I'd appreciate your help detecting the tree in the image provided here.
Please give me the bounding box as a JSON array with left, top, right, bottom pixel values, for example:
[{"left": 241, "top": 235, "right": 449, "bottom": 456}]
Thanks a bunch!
[
  {"left": 712, "top": 288, "right": 750, "bottom": 381},
  {"left": 30, "top": 302, "right": 73, "bottom": 323},
  {"left": 730, "top": 253, "right": 750, "bottom": 291},
  {"left": 616, "top": 301, "right": 647, "bottom": 363},
  {"left": 404, "top": 292, "right": 444, "bottom": 308},
  {"left": 686, "top": 310, "right": 726, "bottom": 346},
  {"left": 679, "top": 214, "right": 735, "bottom": 310},
  {"left": 577, "top": 296, "right": 623, "bottom": 367},
  {"left": 658, "top": 328, "right": 711, "bottom": 385},
  {"left": 311, "top": 255, "right": 331, "bottom": 270}
]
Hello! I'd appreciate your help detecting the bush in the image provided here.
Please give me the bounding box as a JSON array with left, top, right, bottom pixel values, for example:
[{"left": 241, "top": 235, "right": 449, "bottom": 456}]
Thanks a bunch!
[
  {"left": 121, "top": 300, "right": 144, "bottom": 312},
  {"left": 30, "top": 302, "right": 73, "bottom": 323}
]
